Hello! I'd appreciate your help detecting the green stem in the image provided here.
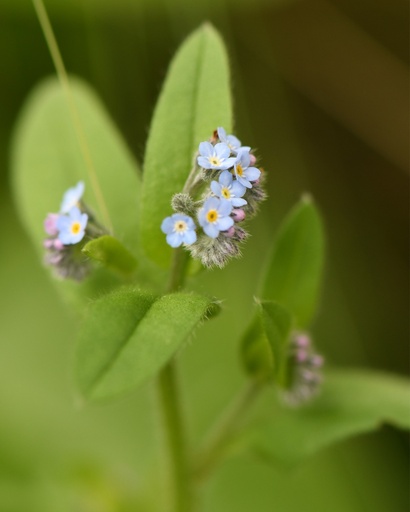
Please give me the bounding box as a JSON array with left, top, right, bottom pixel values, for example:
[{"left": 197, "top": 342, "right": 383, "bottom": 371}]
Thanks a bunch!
[
  {"left": 157, "top": 247, "right": 192, "bottom": 512},
  {"left": 193, "top": 380, "right": 261, "bottom": 482},
  {"left": 32, "top": 0, "right": 113, "bottom": 232},
  {"left": 158, "top": 362, "right": 192, "bottom": 512}
]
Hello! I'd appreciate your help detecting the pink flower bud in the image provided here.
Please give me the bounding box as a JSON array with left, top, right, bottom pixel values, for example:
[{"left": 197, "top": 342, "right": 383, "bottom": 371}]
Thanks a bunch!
[
  {"left": 53, "top": 239, "right": 65, "bottom": 251},
  {"left": 231, "top": 209, "right": 246, "bottom": 222},
  {"left": 43, "top": 239, "right": 54, "bottom": 249},
  {"left": 249, "top": 153, "right": 257, "bottom": 166},
  {"left": 222, "top": 226, "right": 235, "bottom": 238},
  {"left": 44, "top": 213, "right": 59, "bottom": 236},
  {"left": 294, "top": 334, "right": 310, "bottom": 348}
]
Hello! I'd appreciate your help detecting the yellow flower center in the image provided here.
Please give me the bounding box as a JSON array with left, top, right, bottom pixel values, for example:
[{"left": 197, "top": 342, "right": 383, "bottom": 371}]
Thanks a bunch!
[
  {"left": 209, "top": 156, "right": 221, "bottom": 166},
  {"left": 174, "top": 220, "right": 187, "bottom": 233},
  {"left": 236, "top": 164, "right": 244, "bottom": 177},
  {"left": 70, "top": 221, "right": 81, "bottom": 235},
  {"left": 221, "top": 187, "right": 231, "bottom": 199},
  {"left": 206, "top": 209, "right": 218, "bottom": 223}
]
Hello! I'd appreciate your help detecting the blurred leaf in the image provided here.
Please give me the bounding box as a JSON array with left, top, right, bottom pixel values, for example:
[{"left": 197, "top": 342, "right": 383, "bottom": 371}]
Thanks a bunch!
[
  {"left": 82, "top": 235, "right": 138, "bottom": 276},
  {"left": 76, "top": 287, "right": 220, "bottom": 401},
  {"left": 247, "top": 369, "right": 410, "bottom": 466},
  {"left": 261, "top": 196, "right": 324, "bottom": 328},
  {"left": 241, "top": 300, "right": 292, "bottom": 383},
  {"left": 141, "top": 24, "right": 232, "bottom": 267},
  {"left": 11, "top": 77, "right": 141, "bottom": 307}
]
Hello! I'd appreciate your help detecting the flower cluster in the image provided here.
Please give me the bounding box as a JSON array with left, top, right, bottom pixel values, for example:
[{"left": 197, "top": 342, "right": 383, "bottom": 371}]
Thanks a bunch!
[
  {"left": 280, "top": 332, "right": 324, "bottom": 407},
  {"left": 43, "top": 182, "right": 105, "bottom": 280},
  {"left": 161, "top": 127, "right": 266, "bottom": 268}
]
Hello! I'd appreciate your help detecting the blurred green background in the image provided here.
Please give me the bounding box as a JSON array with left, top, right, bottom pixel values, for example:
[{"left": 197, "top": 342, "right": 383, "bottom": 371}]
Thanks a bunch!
[{"left": 0, "top": 0, "right": 408, "bottom": 510}]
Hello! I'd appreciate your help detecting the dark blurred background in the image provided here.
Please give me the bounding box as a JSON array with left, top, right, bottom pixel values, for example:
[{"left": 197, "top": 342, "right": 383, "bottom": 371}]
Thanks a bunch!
[{"left": 0, "top": 0, "right": 408, "bottom": 510}]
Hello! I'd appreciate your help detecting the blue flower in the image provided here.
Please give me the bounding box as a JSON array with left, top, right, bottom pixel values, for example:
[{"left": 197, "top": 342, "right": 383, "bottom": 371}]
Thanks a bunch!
[
  {"left": 233, "top": 149, "right": 261, "bottom": 189},
  {"left": 57, "top": 206, "right": 88, "bottom": 245},
  {"left": 210, "top": 171, "right": 247, "bottom": 207},
  {"left": 60, "top": 181, "right": 85, "bottom": 214},
  {"left": 197, "top": 142, "right": 236, "bottom": 170},
  {"left": 217, "top": 127, "right": 250, "bottom": 155},
  {"left": 198, "top": 197, "right": 234, "bottom": 238},
  {"left": 161, "top": 214, "right": 197, "bottom": 248}
]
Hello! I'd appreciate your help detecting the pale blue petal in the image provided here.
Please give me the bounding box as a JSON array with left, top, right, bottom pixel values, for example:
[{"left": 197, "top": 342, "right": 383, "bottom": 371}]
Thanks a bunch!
[
  {"left": 198, "top": 156, "right": 210, "bottom": 168},
  {"left": 227, "top": 134, "right": 241, "bottom": 148},
  {"left": 182, "top": 230, "right": 197, "bottom": 245},
  {"left": 217, "top": 127, "right": 227, "bottom": 141},
  {"left": 161, "top": 216, "right": 174, "bottom": 234},
  {"left": 56, "top": 215, "right": 71, "bottom": 231},
  {"left": 217, "top": 216, "right": 234, "bottom": 231},
  {"left": 186, "top": 216, "right": 196, "bottom": 230},
  {"left": 238, "top": 176, "right": 252, "bottom": 189},
  {"left": 204, "top": 223, "right": 219, "bottom": 238},
  {"left": 230, "top": 180, "right": 246, "bottom": 197},
  {"left": 199, "top": 141, "right": 213, "bottom": 157},
  {"left": 166, "top": 232, "right": 182, "bottom": 248},
  {"left": 218, "top": 199, "right": 233, "bottom": 216},
  {"left": 245, "top": 167, "right": 261, "bottom": 182},
  {"left": 214, "top": 143, "right": 230, "bottom": 159},
  {"left": 205, "top": 197, "right": 220, "bottom": 210},
  {"left": 219, "top": 170, "right": 233, "bottom": 187},
  {"left": 231, "top": 197, "right": 247, "bottom": 207},
  {"left": 211, "top": 181, "right": 222, "bottom": 196},
  {"left": 220, "top": 157, "right": 236, "bottom": 170}
]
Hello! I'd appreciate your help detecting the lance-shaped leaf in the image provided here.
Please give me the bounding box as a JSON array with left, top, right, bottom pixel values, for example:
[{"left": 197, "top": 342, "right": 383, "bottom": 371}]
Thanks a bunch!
[
  {"left": 82, "top": 235, "right": 138, "bottom": 277},
  {"left": 11, "top": 77, "right": 141, "bottom": 307},
  {"left": 76, "top": 287, "right": 220, "bottom": 401},
  {"left": 141, "top": 24, "right": 232, "bottom": 267},
  {"left": 246, "top": 369, "right": 410, "bottom": 467},
  {"left": 261, "top": 196, "right": 325, "bottom": 328},
  {"left": 241, "top": 300, "right": 292, "bottom": 384}
]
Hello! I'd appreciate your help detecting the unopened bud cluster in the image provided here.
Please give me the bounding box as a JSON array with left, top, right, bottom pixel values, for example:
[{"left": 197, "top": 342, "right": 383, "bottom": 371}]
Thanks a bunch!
[
  {"left": 161, "top": 127, "right": 267, "bottom": 268},
  {"left": 43, "top": 181, "right": 106, "bottom": 280},
  {"left": 281, "top": 332, "right": 324, "bottom": 406}
]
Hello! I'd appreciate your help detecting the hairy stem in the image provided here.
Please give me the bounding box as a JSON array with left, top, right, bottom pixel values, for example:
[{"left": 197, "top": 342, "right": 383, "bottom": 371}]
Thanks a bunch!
[
  {"left": 157, "top": 248, "right": 192, "bottom": 512},
  {"left": 193, "top": 380, "right": 261, "bottom": 482},
  {"left": 32, "top": 0, "right": 113, "bottom": 232}
]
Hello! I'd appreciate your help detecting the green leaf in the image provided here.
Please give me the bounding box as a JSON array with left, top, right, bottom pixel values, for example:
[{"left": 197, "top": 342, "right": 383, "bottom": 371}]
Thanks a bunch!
[
  {"left": 261, "top": 196, "right": 325, "bottom": 328},
  {"left": 248, "top": 369, "right": 410, "bottom": 467},
  {"left": 76, "top": 287, "right": 220, "bottom": 401},
  {"left": 241, "top": 300, "right": 292, "bottom": 383},
  {"left": 141, "top": 24, "right": 232, "bottom": 267},
  {"left": 82, "top": 235, "right": 138, "bottom": 276},
  {"left": 11, "top": 77, "right": 141, "bottom": 306}
]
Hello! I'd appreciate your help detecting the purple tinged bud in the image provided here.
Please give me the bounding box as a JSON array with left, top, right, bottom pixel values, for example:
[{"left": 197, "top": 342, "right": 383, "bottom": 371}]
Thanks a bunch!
[
  {"left": 296, "top": 350, "right": 308, "bottom": 363},
  {"left": 53, "top": 239, "right": 65, "bottom": 251},
  {"left": 222, "top": 226, "right": 236, "bottom": 238},
  {"left": 43, "top": 239, "right": 54, "bottom": 249},
  {"left": 249, "top": 153, "right": 257, "bottom": 166},
  {"left": 310, "top": 355, "right": 324, "bottom": 367},
  {"left": 44, "top": 213, "right": 59, "bottom": 236},
  {"left": 294, "top": 334, "right": 310, "bottom": 348},
  {"left": 231, "top": 209, "right": 246, "bottom": 222}
]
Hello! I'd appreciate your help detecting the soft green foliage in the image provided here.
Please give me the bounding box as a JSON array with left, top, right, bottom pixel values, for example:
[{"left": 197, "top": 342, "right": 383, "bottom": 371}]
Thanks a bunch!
[
  {"left": 76, "top": 287, "right": 220, "bottom": 401},
  {"left": 262, "top": 196, "right": 324, "bottom": 328},
  {"left": 248, "top": 369, "right": 410, "bottom": 466},
  {"left": 82, "top": 235, "right": 138, "bottom": 276},
  {"left": 11, "top": 77, "right": 141, "bottom": 306},
  {"left": 241, "top": 300, "right": 292, "bottom": 383},
  {"left": 141, "top": 24, "right": 232, "bottom": 268}
]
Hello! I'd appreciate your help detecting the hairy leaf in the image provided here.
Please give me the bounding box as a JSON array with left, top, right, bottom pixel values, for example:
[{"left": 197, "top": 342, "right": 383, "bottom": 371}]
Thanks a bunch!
[
  {"left": 241, "top": 300, "right": 292, "bottom": 383},
  {"left": 262, "top": 196, "right": 324, "bottom": 328},
  {"left": 82, "top": 235, "right": 138, "bottom": 276},
  {"left": 12, "top": 77, "right": 141, "bottom": 306},
  {"left": 76, "top": 287, "right": 220, "bottom": 401},
  {"left": 248, "top": 369, "right": 410, "bottom": 466},
  {"left": 141, "top": 24, "right": 232, "bottom": 267}
]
